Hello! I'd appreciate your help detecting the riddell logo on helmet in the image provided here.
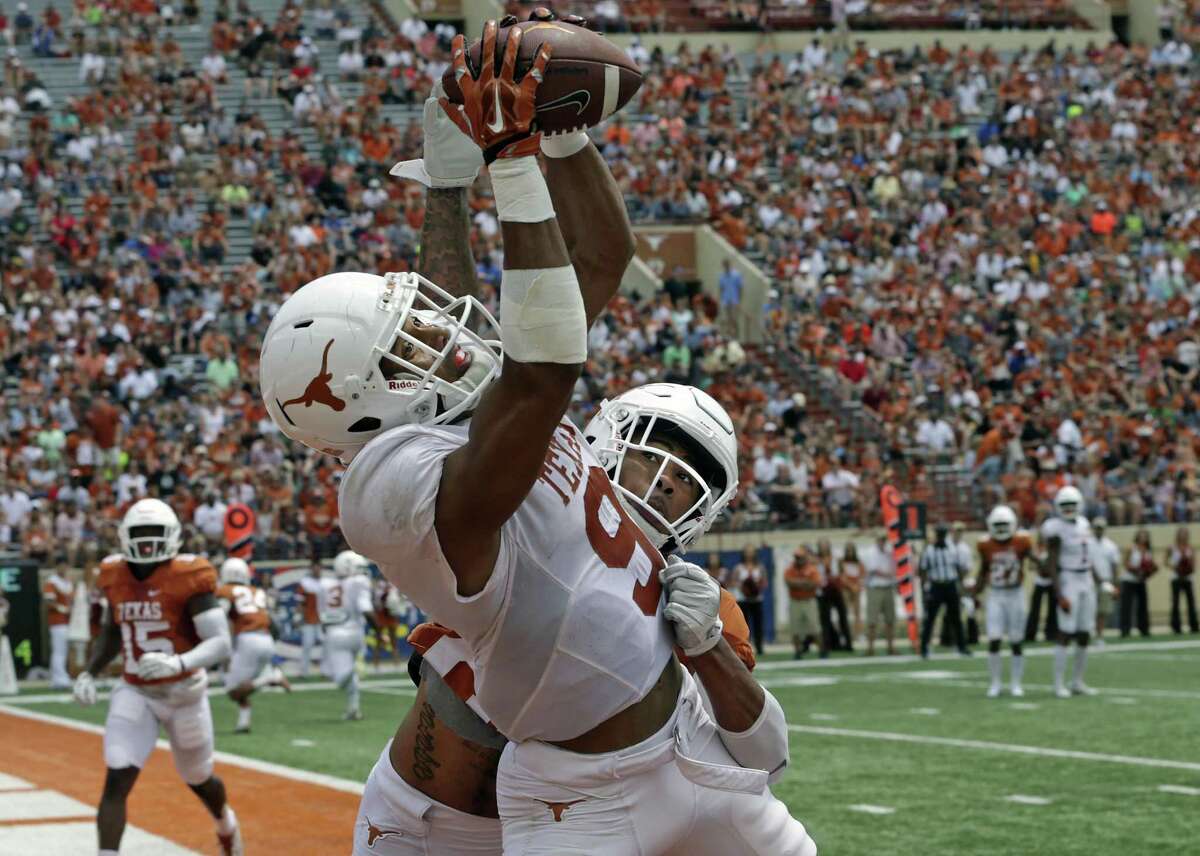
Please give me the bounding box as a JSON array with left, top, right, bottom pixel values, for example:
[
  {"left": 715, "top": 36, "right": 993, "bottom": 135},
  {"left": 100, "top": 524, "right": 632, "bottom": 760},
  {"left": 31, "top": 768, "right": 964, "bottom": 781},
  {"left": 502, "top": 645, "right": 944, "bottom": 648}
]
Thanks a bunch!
[
  {"left": 387, "top": 378, "right": 420, "bottom": 391},
  {"left": 277, "top": 339, "right": 346, "bottom": 425}
]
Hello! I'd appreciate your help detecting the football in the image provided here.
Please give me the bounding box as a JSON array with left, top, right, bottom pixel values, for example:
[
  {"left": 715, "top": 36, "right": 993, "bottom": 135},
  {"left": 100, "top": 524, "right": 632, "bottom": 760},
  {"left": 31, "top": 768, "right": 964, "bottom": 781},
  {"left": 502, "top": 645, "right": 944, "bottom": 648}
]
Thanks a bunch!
[{"left": 441, "top": 20, "right": 643, "bottom": 136}]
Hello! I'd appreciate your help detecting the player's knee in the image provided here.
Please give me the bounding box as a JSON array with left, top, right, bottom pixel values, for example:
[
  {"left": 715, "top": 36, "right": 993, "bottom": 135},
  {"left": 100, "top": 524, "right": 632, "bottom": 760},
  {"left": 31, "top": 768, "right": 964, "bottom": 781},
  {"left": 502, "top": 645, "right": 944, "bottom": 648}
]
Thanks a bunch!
[
  {"left": 987, "top": 639, "right": 1001, "bottom": 654},
  {"left": 174, "top": 748, "right": 214, "bottom": 786},
  {"left": 1011, "top": 643, "right": 1023, "bottom": 656},
  {"left": 102, "top": 767, "right": 139, "bottom": 801}
]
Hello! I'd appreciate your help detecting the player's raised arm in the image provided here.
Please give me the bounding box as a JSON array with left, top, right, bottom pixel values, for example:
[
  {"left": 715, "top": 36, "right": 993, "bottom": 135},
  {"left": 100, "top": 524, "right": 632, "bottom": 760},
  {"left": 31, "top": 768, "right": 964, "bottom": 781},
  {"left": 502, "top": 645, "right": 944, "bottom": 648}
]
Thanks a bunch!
[
  {"left": 434, "top": 22, "right": 586, "bottom": 593},
  {"left": 541, "top": 137, "right": 635, "bottom": 326}
]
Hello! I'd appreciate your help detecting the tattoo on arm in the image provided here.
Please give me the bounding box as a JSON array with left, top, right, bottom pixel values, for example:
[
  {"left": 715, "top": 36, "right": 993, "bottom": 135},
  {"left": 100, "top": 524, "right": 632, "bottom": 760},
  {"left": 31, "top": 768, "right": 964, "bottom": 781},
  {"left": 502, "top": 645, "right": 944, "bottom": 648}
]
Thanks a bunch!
[
  {"left": 418, "top": 188, "right": 478, "bottom": 301},
  {"left": 411, "top": 702, "right": 442, "bottom": 781}
]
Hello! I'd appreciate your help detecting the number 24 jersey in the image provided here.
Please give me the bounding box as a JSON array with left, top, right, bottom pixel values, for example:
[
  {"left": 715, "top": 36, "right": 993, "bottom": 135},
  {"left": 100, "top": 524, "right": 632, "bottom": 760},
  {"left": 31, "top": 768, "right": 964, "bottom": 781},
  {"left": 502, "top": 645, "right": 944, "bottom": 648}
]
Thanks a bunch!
[{"left": 340, "top": 420, "right": 674, "bottom": 743}]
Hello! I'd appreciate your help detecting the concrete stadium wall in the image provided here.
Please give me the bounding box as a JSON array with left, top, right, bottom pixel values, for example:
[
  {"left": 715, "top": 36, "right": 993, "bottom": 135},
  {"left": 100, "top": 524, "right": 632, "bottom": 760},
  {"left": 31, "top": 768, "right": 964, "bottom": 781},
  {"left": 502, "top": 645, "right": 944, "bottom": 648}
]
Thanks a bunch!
[
  {"left": 607, "top": 27, "right": 1109, "bottom": 57},
  {"left": 696, "top": 522, "right": 1200, "bottom": 632},
  {"left": 696, "top": 225, "right": 769, "bottom": 345}
]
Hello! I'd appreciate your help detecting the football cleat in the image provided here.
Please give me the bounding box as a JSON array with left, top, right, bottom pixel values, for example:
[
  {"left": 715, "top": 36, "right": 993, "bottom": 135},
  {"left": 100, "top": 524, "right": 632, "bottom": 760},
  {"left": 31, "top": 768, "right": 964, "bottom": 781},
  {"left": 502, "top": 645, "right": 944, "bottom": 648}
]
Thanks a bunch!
[
  {"left": 270, "top": 667, "right": 293, "bottom": 692},
  {"left": 1071, "top": 683, "right": 1097, "bottom": 696},
  {"left": 1011, "top": 685, "right": 1025, "bottom": 698},
  {"left": 217, "top": 820, "right": 243, "bottom": 856},
  {"left": 987, "top": 684, "right": 1002, "bottom": 699},
  {"left": 1054, "top": 686, "right": 1072, "bottom": 699},
  {"left": 344, "top": 708, "right": 364, "bottom": 721}
]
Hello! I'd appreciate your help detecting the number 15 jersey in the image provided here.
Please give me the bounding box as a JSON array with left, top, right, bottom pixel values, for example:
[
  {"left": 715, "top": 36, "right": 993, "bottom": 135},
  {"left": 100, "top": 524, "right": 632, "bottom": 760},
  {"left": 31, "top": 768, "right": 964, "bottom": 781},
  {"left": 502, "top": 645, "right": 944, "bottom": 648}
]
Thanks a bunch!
[{"left": 340, "top": 420, "right": 674, "bottom": 743}]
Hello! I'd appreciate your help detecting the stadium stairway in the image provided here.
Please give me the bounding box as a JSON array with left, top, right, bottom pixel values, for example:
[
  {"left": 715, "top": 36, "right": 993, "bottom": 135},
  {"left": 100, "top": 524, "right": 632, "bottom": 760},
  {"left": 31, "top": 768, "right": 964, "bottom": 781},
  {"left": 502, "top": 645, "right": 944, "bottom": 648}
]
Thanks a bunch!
[{"left": 8, "top": 0, "right": 420, "bottom": 276}]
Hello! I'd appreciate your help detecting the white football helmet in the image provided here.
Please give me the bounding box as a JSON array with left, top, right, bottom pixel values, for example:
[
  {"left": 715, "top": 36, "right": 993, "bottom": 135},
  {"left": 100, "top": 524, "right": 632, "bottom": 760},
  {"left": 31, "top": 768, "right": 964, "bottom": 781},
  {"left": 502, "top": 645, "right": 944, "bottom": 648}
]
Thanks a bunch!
[
  {"left": 220, "top": 557, "right": 251, "bottom": 585},
  {"left": 119, "top": 498, "right": 182, "bottom": 564},
  {"left": 1053, "top": 485, "right": 1083, "bottom": 520},
  {"left": 333, "top": 549, "right": 370, "bottom": 579},
  {"left": 259, "top": 270, "right": 502, "bottom": 461},
  {"left": 583, "top": 383, "right": 738, "bottom": 553},
  {"left": 986, "top": 505, "right": 1017, "bottom": 542}
]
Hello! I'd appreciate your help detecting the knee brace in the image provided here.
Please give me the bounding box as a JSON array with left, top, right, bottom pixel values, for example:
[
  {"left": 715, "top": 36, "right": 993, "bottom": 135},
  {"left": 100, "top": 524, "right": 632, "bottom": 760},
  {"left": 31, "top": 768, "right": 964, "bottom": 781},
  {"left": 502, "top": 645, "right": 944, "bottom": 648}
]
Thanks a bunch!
[
  {"left": 988, "top": 639, "right": 1002, "bottom": 654},
  {"left": 1011, "top": 643, "right": 1023, "bottom": 656}
]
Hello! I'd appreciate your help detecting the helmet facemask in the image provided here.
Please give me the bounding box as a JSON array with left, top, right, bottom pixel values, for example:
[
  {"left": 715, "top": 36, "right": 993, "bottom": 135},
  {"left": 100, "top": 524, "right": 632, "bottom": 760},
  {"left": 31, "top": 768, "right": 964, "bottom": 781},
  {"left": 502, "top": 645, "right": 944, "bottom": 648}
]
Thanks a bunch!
[
  {"left": 597, "top": 413, "right": 728, "bottom": 554},
  {"left": 120, "top": 523, "right": 181, "bottom": 566},
  {"left": 370, "top": 272, "right": 502, "bottom": 425}
]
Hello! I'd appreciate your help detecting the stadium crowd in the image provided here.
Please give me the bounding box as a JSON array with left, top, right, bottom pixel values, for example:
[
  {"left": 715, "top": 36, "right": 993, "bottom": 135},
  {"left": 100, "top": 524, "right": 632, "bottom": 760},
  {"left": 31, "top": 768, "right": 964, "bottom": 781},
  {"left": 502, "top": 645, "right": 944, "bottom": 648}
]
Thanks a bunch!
[{"left": 1, "top": 1, "right": 1200, "bottom": 568}]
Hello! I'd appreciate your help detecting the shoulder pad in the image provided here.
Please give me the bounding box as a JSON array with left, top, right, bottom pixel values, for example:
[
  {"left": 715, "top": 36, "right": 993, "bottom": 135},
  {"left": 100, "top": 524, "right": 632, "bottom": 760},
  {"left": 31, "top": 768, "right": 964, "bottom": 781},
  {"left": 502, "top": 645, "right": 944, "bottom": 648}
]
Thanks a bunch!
[{"left": 97, "top": 555, "right": 128, "bottom": 588}]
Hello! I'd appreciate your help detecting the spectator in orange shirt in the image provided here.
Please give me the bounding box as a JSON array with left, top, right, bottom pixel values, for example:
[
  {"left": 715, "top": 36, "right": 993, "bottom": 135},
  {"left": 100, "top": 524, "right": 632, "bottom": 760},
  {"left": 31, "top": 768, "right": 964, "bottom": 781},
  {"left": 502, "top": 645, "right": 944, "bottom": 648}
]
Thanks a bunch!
[{"left": 784, "top": 545, "right": 825, "bottom": 659}]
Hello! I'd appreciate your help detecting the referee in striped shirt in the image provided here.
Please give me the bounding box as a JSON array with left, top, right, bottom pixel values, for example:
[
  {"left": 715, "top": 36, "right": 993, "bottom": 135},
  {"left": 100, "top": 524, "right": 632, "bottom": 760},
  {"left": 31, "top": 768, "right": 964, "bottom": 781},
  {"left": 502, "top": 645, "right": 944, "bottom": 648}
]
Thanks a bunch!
[{"left": 919, "top": 523, "right": 970, "bottom": 658}]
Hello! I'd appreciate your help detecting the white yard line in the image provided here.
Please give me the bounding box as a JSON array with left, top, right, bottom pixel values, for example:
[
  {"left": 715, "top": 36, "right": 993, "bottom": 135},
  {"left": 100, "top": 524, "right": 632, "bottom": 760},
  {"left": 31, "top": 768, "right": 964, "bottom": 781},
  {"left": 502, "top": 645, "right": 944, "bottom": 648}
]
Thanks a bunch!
[
  {"left": 847, "top": 804, "right": 895, "bottom": 815},
  {"left": 1157, "top": 784, "right": 1200, "bottom": 797},
  {"left": 0, "top": 820, "right": 200, "bottom": 856},
  {"left": 6, "top": 676, "right": 415, "bottom": 706},
  {"left": 0, "top": 774, "right": 31, "bottom": 791},
  {"left": 755, "top": 638, "right": 1200, "bottom": 672},
  {"left": 788, "top": 725, "right": 1200, "bottom": 772},
  {"left": 0, "top": 705, "right": 366, "bottom": 795},
  {"left": 1005, "top": 795, "right": 1053, "bottom": 806}
]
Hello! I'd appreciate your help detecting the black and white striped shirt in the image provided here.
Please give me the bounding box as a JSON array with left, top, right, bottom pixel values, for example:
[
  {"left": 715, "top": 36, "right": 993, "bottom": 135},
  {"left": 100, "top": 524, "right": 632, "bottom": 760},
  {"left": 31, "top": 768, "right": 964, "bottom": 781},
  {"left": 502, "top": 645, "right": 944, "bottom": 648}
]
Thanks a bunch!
[{"left": 919, "top": 543, "right": 963, "bottom": 584}]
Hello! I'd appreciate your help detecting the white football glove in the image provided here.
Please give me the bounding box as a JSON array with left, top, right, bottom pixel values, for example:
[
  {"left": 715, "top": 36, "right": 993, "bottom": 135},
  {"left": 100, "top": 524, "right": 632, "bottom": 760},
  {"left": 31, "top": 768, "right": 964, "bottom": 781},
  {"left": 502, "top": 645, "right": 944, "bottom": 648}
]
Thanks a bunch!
[
  {"left": 135, "top": 652, "right": 185, "bottom": 681},
  {"left": 389, "top": 79, "right": 483, "bottom": 188},
  {"left": 73, "top": 671, "right": 97, "bottom": 706},
  {"left": 660, "top": 557, "right": 723, "bottom": 657}
]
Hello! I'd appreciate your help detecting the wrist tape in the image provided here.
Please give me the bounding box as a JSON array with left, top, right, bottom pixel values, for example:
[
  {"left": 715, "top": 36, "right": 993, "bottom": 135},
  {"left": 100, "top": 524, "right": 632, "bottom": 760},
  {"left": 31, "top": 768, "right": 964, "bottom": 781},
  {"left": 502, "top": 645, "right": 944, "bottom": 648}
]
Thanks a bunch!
[
  {"left": 540, "top": 131, "right": 590, "bottom": 159},
  {"left": 489, "top": 155, "right": 554, "bottom": 222},
  {"left": 500, "top": 265, "right": 587, "bottom": 364}
]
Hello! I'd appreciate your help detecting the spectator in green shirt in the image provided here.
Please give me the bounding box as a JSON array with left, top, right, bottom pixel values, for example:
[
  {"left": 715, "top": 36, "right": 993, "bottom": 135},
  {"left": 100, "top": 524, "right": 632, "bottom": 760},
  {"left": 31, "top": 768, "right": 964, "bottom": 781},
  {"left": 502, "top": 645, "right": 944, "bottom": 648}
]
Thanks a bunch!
[
  {"left": 662, "top": 334, "right": 691, "bottom": 383},
  {"left": 206, "top": 347, "right": 239, "bottom": 391}
]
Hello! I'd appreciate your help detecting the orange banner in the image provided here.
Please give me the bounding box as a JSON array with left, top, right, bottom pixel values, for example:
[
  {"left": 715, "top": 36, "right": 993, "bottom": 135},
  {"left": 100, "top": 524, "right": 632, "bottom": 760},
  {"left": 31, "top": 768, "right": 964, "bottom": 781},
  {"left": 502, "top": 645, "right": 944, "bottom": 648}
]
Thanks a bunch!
[{"left": 223, "top": 503, "right": 256, "bottom": 560}]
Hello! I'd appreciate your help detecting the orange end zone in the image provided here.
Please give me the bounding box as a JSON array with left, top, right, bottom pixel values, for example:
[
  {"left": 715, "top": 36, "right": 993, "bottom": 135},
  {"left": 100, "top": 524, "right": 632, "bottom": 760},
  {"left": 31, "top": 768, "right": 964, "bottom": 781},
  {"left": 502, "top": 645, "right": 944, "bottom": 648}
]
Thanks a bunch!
[{"left": 0, "top": 710, "right": 360, "bottom": 853}]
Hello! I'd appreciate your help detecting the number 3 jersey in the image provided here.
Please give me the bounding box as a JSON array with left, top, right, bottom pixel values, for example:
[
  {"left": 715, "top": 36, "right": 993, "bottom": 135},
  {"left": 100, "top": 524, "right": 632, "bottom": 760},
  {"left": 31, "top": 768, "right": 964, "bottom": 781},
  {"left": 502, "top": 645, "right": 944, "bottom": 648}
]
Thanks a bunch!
[
  {"left": 98, "top": 554, "right": 219, "bottom": 687},
  {"left": 340, "top": 420, "right": 674, "bottom": 743}
]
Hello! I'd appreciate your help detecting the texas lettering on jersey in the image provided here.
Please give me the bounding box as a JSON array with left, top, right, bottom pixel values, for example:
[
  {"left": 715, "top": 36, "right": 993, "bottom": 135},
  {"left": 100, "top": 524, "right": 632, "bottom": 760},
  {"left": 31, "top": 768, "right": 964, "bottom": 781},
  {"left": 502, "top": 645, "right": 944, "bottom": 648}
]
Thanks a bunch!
[
  {"left": 98, "top": 553, "right": 218, "bottom": 686},
  {"left": 536, "top": 422, "right": 585, "bottom": 507}
]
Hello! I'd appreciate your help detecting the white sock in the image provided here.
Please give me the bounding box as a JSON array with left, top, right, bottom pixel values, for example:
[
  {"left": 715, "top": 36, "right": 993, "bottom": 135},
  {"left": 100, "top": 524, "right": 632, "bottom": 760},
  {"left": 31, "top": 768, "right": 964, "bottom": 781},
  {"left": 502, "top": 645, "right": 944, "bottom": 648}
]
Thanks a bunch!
[
  {"left": 100, "top": 850, "right": 119, "bottom": 856},
  {"left": 236, "top": 705, "right": 251, "bottom": 730},
  {"left": 1011, "top": 655, "right": 1025, "bottom": 687},
  {"left": 1072, "top": 646, "right": 1088, "bottom": 686},
  {"left": 987, "top": 651, "right": 1002, "bottom": 686},
  {"left": 1053, "top": 645, "right": 1069, "bottom": 690},
  {"left": 347, "top": 674, "right": 360, "bottom": 712},
  {"left": 217, "top": 805, "right": 237, "bottom": 836}
]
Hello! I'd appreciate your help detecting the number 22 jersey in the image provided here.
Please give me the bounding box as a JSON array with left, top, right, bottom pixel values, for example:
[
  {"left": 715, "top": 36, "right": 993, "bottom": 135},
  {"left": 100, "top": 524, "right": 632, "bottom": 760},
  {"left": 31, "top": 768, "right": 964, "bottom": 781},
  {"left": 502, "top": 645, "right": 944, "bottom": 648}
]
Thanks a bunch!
[{"left": 340, "top": 420, "right": 674, "bottom": 743}]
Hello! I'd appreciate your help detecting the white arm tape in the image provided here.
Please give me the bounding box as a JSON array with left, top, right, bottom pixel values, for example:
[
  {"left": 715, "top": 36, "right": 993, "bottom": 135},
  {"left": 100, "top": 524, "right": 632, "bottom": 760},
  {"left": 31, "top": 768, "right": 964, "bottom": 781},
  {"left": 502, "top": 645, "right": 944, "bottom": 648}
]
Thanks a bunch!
[
  {"left": 180, "top": 607, "right": 232, "bottom": 672},
  {"left": 541, "top": 131, "right": 590, "bottom": 159},
  {"left": 500, "top": 265, "right": 587, "bottom": 364},
  {"left": 489, "top": 156, "right": 555, "bottom": 223},
  {"left": 716, "top": 688, "right": 791, "bottom": 785}
]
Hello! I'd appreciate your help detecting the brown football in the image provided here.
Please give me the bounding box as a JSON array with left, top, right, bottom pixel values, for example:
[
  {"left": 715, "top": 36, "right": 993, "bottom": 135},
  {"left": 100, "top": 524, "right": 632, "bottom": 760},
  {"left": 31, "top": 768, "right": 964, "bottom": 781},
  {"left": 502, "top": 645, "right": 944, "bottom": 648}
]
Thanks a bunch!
[{"left": 441, "top": 21, "right": 643, "bottom": 136}]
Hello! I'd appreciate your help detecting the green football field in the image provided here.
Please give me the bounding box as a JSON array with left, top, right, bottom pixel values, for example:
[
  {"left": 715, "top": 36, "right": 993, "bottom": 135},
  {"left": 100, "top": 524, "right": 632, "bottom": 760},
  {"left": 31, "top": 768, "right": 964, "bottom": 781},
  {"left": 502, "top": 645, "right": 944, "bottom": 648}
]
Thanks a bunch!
[{"left": 9, "top": 635, "right": 1200, "bottom": 855}]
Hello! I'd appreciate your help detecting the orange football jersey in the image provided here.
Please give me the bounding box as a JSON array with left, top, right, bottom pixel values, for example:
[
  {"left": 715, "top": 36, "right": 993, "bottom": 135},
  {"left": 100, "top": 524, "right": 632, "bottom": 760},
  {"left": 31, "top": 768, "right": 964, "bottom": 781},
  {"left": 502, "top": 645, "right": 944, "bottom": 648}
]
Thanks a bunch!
[
  {"left": 217, "top": 583, "right": 272, "bottom": 636},
  {"left": 301, "top": 587, "right": 320, "bottom": 625},
  {"left": 978, "top": 533, "right": 1034, "bottom": 588},
  {"left": 43, "top": 577, "right": 72, "bottom": 627},
  {"left": 98, "top": 553, "right": 218, "bottom": 686}
]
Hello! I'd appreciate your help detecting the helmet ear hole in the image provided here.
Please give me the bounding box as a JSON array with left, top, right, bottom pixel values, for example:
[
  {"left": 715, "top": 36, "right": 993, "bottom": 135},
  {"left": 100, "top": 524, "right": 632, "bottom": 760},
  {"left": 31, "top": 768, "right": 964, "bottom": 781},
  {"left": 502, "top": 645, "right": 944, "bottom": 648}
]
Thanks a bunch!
[{"left": 348, "top": 417, "right": 382, "bottom": 433}]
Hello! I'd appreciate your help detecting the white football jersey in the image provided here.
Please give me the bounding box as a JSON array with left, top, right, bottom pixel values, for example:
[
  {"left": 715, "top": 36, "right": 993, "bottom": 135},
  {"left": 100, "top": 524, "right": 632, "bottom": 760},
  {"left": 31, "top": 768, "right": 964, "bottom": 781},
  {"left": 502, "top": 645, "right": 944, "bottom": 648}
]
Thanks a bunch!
[
  {"left": 340, "top": 420, "right": 674, "bottom": 743},
  {"left": 1040, "top": 516, "right": 1094, "bottom": 574},
  {"left": 317, "top": 574, "right": 373, "bottom": 628}
]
